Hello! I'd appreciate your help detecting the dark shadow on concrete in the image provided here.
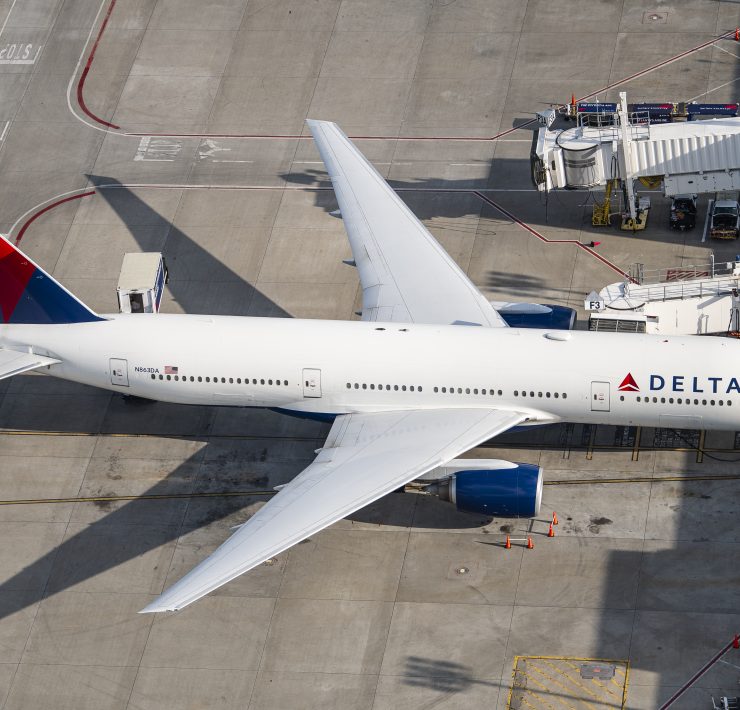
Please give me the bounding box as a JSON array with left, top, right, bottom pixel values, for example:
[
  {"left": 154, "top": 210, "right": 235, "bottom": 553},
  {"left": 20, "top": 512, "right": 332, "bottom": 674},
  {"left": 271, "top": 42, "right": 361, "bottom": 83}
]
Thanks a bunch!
[
  {"left": 403, "top": 656, "right": 499, "bottom": 691},
  {"left": 485, "top": 271, "right": 572, "bottom": 299},
  {"left": 87, "top": 175, "right": 291, "bottom": 318}
]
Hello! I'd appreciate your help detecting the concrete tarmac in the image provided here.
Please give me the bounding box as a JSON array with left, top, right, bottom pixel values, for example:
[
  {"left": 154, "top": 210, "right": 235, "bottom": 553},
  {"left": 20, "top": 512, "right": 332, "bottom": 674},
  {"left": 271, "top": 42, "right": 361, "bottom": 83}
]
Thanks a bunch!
[{"left": 1, "top": 1, "right": 740, "bottom": 708}]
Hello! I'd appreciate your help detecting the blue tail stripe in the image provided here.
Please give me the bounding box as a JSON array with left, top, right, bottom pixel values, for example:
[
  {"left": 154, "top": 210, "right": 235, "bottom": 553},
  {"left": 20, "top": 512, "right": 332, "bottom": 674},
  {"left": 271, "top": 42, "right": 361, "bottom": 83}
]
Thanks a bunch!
[{"left": 8, "top": 269, "right": 103, "bottom": 324}]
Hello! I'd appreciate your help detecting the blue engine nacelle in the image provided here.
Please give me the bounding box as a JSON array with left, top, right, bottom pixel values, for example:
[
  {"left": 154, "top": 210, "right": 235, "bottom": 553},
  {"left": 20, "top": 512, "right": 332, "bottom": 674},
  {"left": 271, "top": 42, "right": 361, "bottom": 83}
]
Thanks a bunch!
[
  {"left": 424, "top": 459, "right": 543, "bottom": 518},
  {"left": 490, "top": 301, "right": 576, "bottom": 330}
]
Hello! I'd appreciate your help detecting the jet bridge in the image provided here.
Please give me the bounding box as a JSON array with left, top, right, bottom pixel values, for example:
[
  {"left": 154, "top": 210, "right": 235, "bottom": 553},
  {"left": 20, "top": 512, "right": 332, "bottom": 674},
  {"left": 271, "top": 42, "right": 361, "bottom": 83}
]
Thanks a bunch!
[
  {"left": 533, "top": 92, "right": 740, "bottom": 222},
  {"left": 586, "top": 259, "right": 740, "bottom": 335}
]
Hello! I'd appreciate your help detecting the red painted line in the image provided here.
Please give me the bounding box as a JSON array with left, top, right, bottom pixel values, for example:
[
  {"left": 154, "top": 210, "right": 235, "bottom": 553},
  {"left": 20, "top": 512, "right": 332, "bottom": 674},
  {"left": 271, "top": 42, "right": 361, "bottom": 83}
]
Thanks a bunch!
[
  {"left": 579, "top": 29, "right": 737, "bottom": 104},
  {"left": 658, "top": 637, "right": 737, "bottom": 709},
  {"left": 122, "top": 132, "right": 497, "bottom": 142},
  {"left": 473, "top": 191, "right": 634, "bottom": 281},
  {"left": 76, "top": 0, "right": 120, "bottom": 130},
  {"left": 122, "top": 30, "right": 735, "bottom": 142},
  {"left": 15, "top": 192, "right": 96, "bottom": 245}
]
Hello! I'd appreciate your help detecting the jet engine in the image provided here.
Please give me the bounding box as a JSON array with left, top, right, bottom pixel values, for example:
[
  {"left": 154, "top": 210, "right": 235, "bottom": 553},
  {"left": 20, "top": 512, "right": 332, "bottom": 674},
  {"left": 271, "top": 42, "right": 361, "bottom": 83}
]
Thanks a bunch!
[
  {"left": 490, "top": 301, "right": 576, "bottom": 330},
  {"left": 422, "top": 459, "right": 543, "bottom": 517}
]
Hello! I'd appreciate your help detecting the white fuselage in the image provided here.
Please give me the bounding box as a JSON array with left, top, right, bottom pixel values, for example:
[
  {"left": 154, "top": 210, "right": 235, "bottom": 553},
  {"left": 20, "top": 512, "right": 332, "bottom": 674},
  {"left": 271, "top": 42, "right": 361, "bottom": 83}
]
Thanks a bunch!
[{"left": 3, "top": 314, "right": 740, "bottom": 430}]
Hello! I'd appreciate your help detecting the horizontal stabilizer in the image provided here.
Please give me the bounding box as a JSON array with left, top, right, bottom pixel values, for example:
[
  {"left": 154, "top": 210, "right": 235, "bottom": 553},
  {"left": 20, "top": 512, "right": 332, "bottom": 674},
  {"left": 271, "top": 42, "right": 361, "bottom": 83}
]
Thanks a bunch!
[{"left": 0, "top": 348, "right": 60, "bottom": 381}]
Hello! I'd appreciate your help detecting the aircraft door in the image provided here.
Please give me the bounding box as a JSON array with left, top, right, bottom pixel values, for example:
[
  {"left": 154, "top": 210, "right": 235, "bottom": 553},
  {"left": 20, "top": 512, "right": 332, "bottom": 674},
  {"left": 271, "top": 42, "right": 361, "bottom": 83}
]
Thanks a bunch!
[
  {"left": 110, "top": 358, "right": 129, "bottom": 387},
  {"left": 302, "top": 368, "right": 322, "bottom": 398},
  {"left": 591, "top": 381, "right": 610, "bottom": 411}
]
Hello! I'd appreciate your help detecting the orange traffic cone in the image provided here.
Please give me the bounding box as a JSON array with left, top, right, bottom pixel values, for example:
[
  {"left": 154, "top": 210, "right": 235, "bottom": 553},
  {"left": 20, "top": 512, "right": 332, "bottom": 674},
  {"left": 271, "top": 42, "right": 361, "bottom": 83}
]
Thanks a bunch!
[
  {"left": 571, "top": 93, "right": 576, "bottom": 107},
  {"left": 552, "top": 512, "right": 559, "bottom": 526},
  {"left": 733, "top": 634, "right": 739, "bottom": 649},
  {"left": 505, "top": 535, "right": 511, "bottom": 550},
  {"left": 548, "top": 522, "right": 555, "bottom": 538},
  {"left": 526, "top": 537, "right": 534, "bottom": 550},
  {"left": 735, "top": 27, "right": 739, "bottom": 41}
]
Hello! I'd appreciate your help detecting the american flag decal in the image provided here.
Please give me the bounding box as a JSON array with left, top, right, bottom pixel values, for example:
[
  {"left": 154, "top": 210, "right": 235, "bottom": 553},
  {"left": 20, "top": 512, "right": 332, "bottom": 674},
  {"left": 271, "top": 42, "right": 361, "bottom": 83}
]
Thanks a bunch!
[{"left": 164, "top": 365, "right": 178, "bottom": 375}]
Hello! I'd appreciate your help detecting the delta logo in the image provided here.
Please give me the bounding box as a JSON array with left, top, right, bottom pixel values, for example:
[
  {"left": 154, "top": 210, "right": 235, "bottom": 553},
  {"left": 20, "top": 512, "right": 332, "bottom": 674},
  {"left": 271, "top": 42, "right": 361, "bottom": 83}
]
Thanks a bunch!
[
  {"left": 618, "top": 373, "right": 639, "bottom": 392},
  {"left": 617, "top": 373, "right": 740, "bottom": 394}
]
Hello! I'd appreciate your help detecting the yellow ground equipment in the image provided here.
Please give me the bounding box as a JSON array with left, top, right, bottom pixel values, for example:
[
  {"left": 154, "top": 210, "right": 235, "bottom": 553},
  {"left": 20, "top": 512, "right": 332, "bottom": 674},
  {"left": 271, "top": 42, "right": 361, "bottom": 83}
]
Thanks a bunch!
[{"left": 592, "top": 179, "right": 619, "bottom": 226}]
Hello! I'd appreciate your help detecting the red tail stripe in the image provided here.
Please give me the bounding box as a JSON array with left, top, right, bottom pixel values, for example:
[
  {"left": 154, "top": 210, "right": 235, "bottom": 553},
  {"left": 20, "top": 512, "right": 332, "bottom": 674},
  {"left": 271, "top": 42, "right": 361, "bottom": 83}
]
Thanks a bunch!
[{"left": 0, "top": 243, "right": 35, "bottom": 323}]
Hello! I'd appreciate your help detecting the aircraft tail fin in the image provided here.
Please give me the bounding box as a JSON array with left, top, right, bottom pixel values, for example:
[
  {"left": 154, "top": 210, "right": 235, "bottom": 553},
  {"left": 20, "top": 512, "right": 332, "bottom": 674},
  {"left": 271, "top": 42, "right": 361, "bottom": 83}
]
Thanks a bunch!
[{"left": 0, "top": 234, "right": 103, "bottom": 324}]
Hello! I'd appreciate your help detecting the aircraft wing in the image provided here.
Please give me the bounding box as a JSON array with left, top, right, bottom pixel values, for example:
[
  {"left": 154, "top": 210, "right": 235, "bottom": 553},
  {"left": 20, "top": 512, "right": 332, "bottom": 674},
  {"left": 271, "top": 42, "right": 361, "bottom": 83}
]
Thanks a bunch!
[
  {"left": 0, "top": 348, "right": 60, "bottom": 381},
  {"left": 140, "top": 407, "right": 527, "bottom": 613},
  {"left": 307, "top": 120, "right": 507, "bottom": 327}
]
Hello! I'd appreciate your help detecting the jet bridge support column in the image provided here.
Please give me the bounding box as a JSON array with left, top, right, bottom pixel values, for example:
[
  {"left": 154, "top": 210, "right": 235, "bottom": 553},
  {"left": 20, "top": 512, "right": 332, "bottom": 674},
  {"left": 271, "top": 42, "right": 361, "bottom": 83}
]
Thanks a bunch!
[{"left": 617, "top": 92, "right": 638, "bottom": 224}]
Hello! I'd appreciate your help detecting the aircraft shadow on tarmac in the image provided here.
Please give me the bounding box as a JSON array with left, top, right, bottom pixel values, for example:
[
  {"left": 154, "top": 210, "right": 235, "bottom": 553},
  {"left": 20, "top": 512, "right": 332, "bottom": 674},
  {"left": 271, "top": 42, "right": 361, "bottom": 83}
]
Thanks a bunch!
[
  {"left": 0, "top": 181, "right": 483, "bottom": 622},
  {"left": 0, "top": 179, "right": 733, "bottom": 704}
]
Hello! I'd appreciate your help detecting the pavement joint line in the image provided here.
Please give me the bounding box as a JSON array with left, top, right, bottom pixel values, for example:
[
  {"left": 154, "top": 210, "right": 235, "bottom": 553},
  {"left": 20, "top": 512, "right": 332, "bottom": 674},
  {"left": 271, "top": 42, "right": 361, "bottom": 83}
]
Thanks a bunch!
[
  {"left": 0, "top": 490, "right": 276, "bottom": 506},
  {"left": 4, "top": 469, "right": 738, "bottom": 506},
  {"left": 546, "top": 474, "right": 740, "bottom": 485},
  {"left": 0, "top": 430, "right": 323, "bottom": 440}
]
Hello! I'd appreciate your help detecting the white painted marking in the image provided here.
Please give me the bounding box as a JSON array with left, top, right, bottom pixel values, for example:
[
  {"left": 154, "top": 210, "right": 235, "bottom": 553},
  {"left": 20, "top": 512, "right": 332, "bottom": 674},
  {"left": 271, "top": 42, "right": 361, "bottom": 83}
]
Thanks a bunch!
[
  {"left": 686, "top": 45, "right": 740, "bottom": 102},
  {"left": 702, "top": 199, "right": 713, "bottom": 243},
  {"left": 294, "top": 160, "right": 392, "bottom": 166},
  {"left": 0, "top": 121, "right": 9, "bottom": 143},
  {"left": 714, "top": 44, "right": 740, "bottom": 61},
  {"left": 0, "top": 0, "right": 19, "bottom": 39},
  {"left": 0, "top": 42, "right": 41, "bottom": 64},
  {"left": 198, "top": 138, "right": 232, "bottom": 160},
  {"left": 66, "top": 0, "right": 111, "bottom": 133},
  {"left": 214, "top": 159, "right": 254, "bottom": 163},
  {"left": 134, "top": 136, "right": 182, "bottom": 162},
  {"left": 686, "top": 76, "right": 740, "bottom": 103}
]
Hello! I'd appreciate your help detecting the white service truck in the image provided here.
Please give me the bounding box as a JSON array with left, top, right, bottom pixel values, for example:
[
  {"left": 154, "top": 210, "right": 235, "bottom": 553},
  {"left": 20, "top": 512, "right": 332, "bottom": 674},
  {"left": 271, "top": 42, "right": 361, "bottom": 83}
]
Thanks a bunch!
[{"left": 117, "top": 253, "right": 168, "bottom": 314}]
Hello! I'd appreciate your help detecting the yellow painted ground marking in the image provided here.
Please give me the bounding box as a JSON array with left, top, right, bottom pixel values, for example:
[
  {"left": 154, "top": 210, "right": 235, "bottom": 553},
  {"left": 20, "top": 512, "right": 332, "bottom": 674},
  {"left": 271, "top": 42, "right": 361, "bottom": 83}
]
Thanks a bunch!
[
  {"left": 562, "top": 661, "right": 620, "bottom": 700},
  {"left": 529, "top": 665, "right": 593, "bottom": 710},
  {"left": 523, "top": 671, "right": 577, "bottom": 710},
  {"left": 508, "top": 656, "right": 629, "bottom": 710},
  {"left": 540, "top": 660, "right": 602, "bottom": 706},
  {"left": 525, "top": 690, "right": 562, "bottom": 710}
]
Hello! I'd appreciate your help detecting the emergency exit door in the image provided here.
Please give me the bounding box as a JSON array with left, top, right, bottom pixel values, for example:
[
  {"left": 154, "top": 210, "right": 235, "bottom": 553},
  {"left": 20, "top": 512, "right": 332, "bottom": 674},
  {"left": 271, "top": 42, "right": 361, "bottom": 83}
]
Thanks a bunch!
[
  {"left": 302, "top": 368, "right": 322, "bottom": 398},
  {"left": 591, "top": 381, "right": 609, "bottom": 411},
  {"left": 110, "top": 358, "right": 129, "bottom": 387}
]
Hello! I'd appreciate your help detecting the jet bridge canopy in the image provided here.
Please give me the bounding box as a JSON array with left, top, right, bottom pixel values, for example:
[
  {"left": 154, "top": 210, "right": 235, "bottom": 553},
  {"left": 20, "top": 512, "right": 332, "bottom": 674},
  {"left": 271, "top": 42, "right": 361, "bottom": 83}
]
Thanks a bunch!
[{"left": 534, "top": 97, "right": 740, "bottom": 198}]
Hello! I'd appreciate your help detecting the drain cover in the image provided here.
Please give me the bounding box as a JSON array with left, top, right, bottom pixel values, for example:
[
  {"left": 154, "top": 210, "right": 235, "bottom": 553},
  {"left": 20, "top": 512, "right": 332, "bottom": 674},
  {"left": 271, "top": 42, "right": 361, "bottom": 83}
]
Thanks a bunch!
[{"left": 580, "top": 662, "right": 616, "bottom": 680}]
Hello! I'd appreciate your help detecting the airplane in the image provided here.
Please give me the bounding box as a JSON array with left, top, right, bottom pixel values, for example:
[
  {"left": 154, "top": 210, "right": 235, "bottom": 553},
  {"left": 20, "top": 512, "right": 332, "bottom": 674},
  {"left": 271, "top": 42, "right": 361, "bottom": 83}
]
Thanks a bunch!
[{"left": 0, "top": 120, "right": 736, "bottom": 613}]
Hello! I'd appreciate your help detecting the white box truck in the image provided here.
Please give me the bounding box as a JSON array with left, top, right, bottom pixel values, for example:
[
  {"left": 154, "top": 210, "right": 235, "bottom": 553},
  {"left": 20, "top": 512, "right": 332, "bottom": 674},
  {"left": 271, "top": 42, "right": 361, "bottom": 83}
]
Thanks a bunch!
[{"left": 117, "top": 253, "right": 168, "bottom": 314}]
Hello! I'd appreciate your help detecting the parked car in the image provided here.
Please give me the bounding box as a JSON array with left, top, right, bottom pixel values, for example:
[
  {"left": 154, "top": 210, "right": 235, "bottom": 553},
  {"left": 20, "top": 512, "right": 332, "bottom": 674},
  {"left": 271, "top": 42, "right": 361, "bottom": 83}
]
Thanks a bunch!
[
  {"left": 710, "top": 199, "right": 740, "bottom": 239},
  {"left": 669, "top": 194, "right": 697, "bottom": 230}
]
